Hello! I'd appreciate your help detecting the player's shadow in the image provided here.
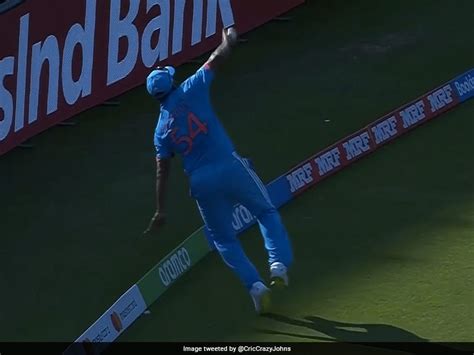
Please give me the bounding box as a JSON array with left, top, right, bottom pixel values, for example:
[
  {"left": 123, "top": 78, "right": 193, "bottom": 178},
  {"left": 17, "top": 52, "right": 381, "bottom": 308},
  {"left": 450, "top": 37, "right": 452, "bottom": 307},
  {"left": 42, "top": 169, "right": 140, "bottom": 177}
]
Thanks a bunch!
[{"left": 259, "top": 313, "right": 470, "bottom": 354}]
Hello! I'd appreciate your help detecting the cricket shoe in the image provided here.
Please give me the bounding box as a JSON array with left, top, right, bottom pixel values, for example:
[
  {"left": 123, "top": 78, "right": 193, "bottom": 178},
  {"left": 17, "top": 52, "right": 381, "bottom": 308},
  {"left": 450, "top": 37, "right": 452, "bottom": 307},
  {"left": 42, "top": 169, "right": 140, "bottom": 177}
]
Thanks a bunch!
[
  {"left": 250, "top": 281, "right": 271, "bottom": 315},
  {"left": 270, "top": 262, "right": 289, "bottom": 288}
]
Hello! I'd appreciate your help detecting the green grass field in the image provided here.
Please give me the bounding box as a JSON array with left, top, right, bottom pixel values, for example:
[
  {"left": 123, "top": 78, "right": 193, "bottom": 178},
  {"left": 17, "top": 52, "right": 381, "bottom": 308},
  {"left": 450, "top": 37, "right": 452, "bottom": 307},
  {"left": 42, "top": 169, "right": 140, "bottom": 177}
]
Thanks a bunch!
[{"left": 0, "top": 0, "right": 473, "bottom": 352}]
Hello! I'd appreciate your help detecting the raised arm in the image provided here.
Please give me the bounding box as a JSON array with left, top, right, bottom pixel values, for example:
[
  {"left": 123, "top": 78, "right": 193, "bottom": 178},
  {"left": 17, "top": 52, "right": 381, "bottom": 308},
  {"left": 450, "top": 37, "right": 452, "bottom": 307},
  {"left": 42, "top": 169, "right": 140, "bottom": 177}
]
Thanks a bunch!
[{"left": 204, "top": 27, "right": 238, "bottom": 71}]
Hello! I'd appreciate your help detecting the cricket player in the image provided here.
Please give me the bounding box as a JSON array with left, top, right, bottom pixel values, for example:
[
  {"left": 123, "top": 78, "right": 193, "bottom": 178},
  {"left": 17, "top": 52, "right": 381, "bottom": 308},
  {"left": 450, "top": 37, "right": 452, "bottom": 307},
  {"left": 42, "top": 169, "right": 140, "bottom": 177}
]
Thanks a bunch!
[{"left": 144, "top": 27, "right": 293, "bottom": 314}]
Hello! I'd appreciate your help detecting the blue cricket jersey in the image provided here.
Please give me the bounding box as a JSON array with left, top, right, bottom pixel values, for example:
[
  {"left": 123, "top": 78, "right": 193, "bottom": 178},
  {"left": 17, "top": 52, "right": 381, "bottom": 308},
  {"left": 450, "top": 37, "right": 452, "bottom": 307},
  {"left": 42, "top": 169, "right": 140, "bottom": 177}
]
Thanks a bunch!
[{"left": 153, "top": 64, "right": 235, "bottom": 175}]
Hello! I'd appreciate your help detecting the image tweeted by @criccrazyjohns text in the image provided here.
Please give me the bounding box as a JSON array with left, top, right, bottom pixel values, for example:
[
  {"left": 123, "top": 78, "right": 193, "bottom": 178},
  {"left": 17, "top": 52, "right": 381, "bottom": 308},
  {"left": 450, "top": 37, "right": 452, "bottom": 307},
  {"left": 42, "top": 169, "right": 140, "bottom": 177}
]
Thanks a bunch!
[{"left": 183, "top": 345, "right": 292, "bottom": 353}]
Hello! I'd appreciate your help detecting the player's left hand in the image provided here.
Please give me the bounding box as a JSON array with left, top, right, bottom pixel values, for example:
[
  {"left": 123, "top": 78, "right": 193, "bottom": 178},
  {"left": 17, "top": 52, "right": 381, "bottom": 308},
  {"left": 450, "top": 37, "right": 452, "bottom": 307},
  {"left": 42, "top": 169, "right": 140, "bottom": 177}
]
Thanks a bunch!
[{"left": 143, "top": 211, "right": 167, "bottom": 235}]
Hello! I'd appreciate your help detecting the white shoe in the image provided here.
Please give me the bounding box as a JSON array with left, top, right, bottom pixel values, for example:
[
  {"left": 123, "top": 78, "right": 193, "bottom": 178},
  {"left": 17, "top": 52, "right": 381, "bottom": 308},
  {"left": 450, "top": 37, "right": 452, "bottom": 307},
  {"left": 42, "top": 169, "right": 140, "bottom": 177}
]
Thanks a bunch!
[
  {"left": 249, "top": 281, "right": 271, "bottom": 314},
  {"left": 270, "top": 262, "right": 289, "bottom": 288}
]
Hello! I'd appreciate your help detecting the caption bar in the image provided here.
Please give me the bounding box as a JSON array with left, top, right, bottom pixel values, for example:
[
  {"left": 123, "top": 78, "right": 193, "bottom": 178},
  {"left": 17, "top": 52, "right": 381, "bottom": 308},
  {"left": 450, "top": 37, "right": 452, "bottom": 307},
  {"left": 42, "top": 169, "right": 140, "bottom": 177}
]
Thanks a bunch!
[{"left": 183, "top": 345, "right": 292, "bottom": 353}]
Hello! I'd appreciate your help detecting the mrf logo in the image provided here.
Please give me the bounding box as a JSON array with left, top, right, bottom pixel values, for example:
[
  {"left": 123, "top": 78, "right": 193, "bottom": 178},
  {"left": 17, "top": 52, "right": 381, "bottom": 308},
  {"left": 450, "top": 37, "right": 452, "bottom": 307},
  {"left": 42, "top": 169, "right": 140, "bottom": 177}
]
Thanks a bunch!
[
  {"left": 400, "top": 99, "right": 426, "bottom": 129},
  {"left": 314, "top": 147, "right": 341, "bottom": 176},
  {"left": 342, "top": 131, "right": 371, "bottom": 160},
  {"left": 286, "top": 162, "right": 313, "bottom": 193},
  {"left": 371, "top": 115, "right": 398, "bottom": 145},
  {"left": 427, "top": 85, "right": 453, "bottom": 113}
]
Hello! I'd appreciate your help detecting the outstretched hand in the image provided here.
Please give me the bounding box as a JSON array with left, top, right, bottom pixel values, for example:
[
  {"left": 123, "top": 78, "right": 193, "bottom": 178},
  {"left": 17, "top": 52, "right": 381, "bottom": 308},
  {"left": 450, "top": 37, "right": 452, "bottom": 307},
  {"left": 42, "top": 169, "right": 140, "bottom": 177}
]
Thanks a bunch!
[
  {"left": 144, "top": 211, "right": 167, "bottom": 235},
  {"left": 223, "top": 26, "right": 238, "bottom": 46}
]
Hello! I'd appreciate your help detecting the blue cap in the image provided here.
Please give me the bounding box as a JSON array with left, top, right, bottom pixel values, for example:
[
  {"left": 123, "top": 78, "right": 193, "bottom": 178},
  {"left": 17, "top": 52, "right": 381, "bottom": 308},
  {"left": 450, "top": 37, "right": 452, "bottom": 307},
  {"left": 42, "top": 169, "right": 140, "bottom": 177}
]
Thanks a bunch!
[{"left": 146, "top": 66, "right": 176, "bottom": 98}]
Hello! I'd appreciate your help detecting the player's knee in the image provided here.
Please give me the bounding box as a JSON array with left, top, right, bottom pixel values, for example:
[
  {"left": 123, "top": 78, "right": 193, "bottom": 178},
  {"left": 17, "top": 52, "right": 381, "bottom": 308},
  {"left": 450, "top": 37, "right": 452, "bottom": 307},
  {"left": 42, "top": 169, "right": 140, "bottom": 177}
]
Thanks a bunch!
[
  {"left": 255, "top": 204, "right": 278, "bottom": 220},
  {"left": 213, "top": 236, "right": 237, "bottom": 252}
]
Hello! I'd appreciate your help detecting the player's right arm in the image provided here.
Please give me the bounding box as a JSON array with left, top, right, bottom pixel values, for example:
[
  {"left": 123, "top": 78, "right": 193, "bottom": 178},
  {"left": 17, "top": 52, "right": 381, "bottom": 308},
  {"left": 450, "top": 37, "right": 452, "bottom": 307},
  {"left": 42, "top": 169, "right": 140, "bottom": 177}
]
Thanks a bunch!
[{"left": 180, "top": 27, "right": 238, "bottom": 94}]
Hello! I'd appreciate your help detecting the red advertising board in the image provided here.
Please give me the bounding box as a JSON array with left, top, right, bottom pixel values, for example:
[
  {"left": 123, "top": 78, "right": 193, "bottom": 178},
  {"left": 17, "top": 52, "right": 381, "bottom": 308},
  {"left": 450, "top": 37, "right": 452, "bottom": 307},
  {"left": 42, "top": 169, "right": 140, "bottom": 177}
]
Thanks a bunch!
[
  {"left": 0, "top": 0, "right": 304, "bottom": 155},
  {"left": 285, "top": 80, "right": 461, "bottom": 197}
]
